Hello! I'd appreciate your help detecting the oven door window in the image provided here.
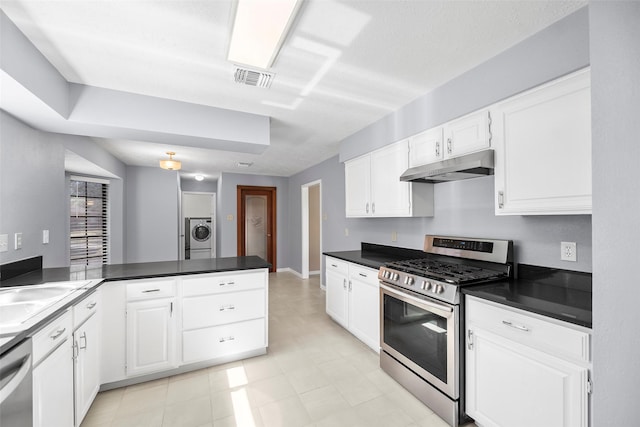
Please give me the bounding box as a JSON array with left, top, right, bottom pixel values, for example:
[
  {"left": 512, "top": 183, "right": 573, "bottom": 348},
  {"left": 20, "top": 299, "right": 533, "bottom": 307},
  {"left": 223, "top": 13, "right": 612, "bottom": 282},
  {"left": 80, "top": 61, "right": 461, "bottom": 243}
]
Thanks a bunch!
[{"left": 383, "top": 293, "right": 449, "bottom": 383}]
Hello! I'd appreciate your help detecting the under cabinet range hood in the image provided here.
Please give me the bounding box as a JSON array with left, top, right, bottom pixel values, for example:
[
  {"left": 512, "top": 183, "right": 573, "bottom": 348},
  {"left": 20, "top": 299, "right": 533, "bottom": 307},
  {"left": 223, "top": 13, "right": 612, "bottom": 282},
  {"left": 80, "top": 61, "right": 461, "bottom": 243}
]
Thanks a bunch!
[{"left": 400, "top": 149, "right": 495, "bottom": 183}]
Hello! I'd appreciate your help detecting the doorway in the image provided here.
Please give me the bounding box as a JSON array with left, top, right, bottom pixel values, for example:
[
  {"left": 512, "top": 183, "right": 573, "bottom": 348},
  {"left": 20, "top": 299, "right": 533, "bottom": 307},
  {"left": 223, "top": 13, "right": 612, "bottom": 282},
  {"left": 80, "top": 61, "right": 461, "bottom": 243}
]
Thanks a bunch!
[
  {"left": 237, "top": 186, "right": 276, "bottom": 272},
  {"left": 181, "top": 192, "right": 216, "bottom": 260},
  {"left": 301, "top": 180, "right": 322, "bottom": 279}
]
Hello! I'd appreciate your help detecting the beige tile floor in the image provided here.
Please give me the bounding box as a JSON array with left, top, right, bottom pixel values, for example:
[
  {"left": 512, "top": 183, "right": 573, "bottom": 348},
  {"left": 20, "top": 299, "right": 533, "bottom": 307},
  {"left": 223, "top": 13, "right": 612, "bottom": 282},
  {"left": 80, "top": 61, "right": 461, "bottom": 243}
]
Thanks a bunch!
[{"left": 81, "top": 271, "right": 476, "bottom": 427}]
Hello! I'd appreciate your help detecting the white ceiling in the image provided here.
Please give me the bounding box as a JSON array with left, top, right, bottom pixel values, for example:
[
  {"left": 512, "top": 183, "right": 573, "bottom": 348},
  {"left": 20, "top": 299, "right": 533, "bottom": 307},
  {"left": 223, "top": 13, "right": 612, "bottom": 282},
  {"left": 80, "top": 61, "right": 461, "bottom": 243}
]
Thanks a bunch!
[{"left": 0, "top": 0, "right": 586, "bottom": 179}]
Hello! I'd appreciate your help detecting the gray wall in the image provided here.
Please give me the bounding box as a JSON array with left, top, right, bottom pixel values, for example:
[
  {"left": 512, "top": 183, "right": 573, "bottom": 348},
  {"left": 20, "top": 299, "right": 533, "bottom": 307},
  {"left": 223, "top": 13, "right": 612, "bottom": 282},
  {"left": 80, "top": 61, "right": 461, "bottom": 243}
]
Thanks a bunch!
[
  {"left": 0, "top": 112, "right": 67, "bottom": 267},
  {"left": 217, "top": 172, "right": 289, "bottom": 268},
  {"left": 0, "top": 111, "right": 126, "bottom": 268},
  {"left": 124, "top": 166, "right": 179, "bottom": 263},
  {"left": 590, "top": 2, "right": 640, "bottom": 425}
]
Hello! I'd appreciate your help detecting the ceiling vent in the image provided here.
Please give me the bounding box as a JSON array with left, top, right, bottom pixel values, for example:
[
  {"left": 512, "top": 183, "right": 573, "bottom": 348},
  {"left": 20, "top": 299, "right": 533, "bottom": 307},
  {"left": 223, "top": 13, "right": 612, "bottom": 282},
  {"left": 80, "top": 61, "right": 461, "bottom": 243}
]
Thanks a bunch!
[{"left": 233, "top": 67, "right": 274, "bottom": 88}]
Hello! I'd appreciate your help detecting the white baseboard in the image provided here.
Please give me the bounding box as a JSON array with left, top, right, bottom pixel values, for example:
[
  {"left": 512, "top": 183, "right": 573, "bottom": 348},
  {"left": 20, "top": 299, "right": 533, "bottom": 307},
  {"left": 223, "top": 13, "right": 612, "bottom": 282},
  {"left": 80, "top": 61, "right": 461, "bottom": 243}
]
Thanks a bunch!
[{"left": 275, "top": 267, "right": 303, "bottom": 277}]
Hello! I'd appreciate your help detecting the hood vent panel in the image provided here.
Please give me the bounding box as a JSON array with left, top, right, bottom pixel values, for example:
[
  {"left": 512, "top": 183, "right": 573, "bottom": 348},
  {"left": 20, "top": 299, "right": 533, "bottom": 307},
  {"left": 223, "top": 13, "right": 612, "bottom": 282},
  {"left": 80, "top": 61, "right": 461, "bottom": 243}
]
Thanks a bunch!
[
  {"left": 234, "top": 67, "right": 274, "bottom": 88},
  {"left": 400, "top": 149, "right": 495, "bottom": 183}
]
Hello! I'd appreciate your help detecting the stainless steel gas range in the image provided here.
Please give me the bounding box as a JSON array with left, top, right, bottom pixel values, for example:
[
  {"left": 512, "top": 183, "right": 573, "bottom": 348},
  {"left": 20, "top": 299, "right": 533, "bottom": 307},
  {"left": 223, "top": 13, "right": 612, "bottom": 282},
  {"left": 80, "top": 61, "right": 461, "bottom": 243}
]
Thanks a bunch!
[{"left": 378, "top": 235, "right": 513, "bottom": 427}]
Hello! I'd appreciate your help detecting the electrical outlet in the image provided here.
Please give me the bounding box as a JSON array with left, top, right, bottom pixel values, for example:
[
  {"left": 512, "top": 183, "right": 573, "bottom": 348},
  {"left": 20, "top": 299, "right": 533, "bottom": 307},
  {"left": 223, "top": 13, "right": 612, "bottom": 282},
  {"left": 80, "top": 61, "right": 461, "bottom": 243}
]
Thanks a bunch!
[
  {"left": 14, "top": 232, "right": 22, "bottom": 250},
  {"left": 391, "top": 231, "right": 398, "bottom": 242},
  {"left": 0, "top": 234, "right": 8, "bottom": 253},
  {"left": 226, "top": 215, "right": 234, "bottom": 221},
  {"left": 43, "top": 229, "right": 49, "bottom": 244},
  {"left": 561, "top": 242, "right": 577, "bottom": 262},
  {"left": 344, "top": 228, "right": 349, "bottom": 237}
]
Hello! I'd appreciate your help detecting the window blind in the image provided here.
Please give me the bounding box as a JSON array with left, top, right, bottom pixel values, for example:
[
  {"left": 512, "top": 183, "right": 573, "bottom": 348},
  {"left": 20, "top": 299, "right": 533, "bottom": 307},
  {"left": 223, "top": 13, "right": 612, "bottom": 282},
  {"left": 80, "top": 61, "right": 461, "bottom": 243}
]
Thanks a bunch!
[{"left": 70, "top": 179, "right": 108, "bottom": 270}]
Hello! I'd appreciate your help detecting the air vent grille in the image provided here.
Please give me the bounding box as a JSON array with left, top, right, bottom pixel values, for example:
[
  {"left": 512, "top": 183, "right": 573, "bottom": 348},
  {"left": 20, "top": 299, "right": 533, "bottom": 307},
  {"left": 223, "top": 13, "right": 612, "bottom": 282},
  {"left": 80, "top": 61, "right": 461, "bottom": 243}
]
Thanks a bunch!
[{"left": 234, "top": 67, "right": 274, "bottom": 88}]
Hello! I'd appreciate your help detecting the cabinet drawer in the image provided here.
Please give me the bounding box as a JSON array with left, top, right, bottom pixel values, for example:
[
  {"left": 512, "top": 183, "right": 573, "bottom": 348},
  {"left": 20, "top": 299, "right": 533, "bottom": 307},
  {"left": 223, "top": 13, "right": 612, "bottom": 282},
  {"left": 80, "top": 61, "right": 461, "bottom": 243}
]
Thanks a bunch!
[
  {"left": 182, "top": 289, "right": 266, "bottom": 329},
  {"left": 73, "top": 290, "right": 100, "bottom": 329},
  {"left": 181, "top": 271, "right": 266, "bottom": 297},
  {"left": 466, "top": 297, "right": 590, "bottom": 363},
  {"left": 182, "top": 318, "right": 266, "bottom": 364},
  {"left": 326, "top": 257, "right": 349, "bottom": 276},
  {"left": 126, "top": 278, "right": 176, "bottom": 301},
  {"left": 348, "top": 264, "right": 378, "bottom": 285},
  {"left": 32, "top": 309, "right": 72, "bottom": 365}
]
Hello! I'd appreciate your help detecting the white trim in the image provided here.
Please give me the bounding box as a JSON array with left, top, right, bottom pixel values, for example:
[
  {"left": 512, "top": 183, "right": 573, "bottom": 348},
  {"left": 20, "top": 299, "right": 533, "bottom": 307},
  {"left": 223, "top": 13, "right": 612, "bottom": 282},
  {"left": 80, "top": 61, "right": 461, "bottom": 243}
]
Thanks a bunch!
[
  {"left": 276, "top": 267, "right": 303, "bottom": 277},
  {"left": 70, "top": 175, "right": 110, "bottom": 184},
  {"left": 309, "top": 270, "right": 320, "bottom": 275},
  {"left": 301, "top": 179, "right": 322, "bottom": 280}
]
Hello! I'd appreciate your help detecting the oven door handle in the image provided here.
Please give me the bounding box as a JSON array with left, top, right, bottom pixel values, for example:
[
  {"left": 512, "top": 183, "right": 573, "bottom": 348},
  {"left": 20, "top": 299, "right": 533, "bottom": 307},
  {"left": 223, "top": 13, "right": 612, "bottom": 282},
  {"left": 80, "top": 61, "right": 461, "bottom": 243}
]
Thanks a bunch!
[{"left": 380, "top": 283, "right": 453, "bottom": 314}]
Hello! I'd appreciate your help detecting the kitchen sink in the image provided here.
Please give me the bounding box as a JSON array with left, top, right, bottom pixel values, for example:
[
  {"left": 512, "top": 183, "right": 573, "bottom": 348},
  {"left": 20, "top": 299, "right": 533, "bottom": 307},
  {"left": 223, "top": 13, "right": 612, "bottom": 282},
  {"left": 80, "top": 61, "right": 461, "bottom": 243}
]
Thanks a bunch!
[{"left": 0, "top": 281, "right": 92, "bottom": 330}]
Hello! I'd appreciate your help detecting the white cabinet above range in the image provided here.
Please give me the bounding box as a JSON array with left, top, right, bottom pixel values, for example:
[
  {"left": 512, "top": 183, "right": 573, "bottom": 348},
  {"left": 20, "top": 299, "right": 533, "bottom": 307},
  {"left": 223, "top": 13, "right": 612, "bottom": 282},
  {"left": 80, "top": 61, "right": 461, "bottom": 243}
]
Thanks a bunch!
[
  {"left": 409, "top": 109, "right": 492, "bottom": 167},
  {"left": 344, "top": 140, "right": 434, "bottom": 218}
]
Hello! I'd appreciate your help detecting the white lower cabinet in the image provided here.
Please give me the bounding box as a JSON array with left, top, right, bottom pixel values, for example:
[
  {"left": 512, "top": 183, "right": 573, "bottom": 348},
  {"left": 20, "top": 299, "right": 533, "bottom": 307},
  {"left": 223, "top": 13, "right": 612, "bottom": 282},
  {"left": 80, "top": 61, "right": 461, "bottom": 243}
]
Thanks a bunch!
[
  {"left": 465, "top": 296, "right": 591, "bottom": 427},
  {"left": 126, "top": 297, "right": 177, "bottom": 377},
  {"left": 180, "top": 270, "right": 268, "bottom": 364},
  {"left": 32, "top": 310, "right": 74, "bottom": 427},
  {"left": 325, "top": 257, "right": 379, "bottom": 352},
  {"left": 72, "top": 292, "right": 101, "bottom": 426}
]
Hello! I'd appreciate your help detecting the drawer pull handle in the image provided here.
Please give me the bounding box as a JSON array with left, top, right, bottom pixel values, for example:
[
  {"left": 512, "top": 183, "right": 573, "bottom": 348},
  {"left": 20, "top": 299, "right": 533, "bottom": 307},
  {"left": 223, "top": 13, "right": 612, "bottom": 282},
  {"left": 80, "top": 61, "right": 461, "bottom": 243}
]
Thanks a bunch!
[
  {"left": 502, "top": 320, "right": 529, "bottom": 332},
  {"left": 142, "top": 289, "right": 160, "bottom": 293},
  {"left": 219, "top": 305, "right": 236, "bottom": 311},
  {"left": 331, "top": 264, "right": 338, "bottom": 268},
  {"left": 359, "top": 273, "right": 367, "bottom": 277},
  {"left": 50, "top": 328, "right": 66, "bottom": 340},
  {"left": 219, "top": 336, "right": 235, "bottom": 343},
  {"left": 86, "top": 302, "right": 97, "bottom": 309},
  {"left": 219, "top": 281, "right": 236, "bottom": 287}
]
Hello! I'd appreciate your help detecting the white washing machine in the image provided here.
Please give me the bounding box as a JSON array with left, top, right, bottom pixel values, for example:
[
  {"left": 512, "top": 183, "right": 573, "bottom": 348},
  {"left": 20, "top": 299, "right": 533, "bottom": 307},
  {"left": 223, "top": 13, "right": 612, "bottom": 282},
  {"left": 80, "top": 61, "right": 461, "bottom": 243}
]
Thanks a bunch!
[{"left": 186, "top": 217, "right": 213, "bottom": 259}]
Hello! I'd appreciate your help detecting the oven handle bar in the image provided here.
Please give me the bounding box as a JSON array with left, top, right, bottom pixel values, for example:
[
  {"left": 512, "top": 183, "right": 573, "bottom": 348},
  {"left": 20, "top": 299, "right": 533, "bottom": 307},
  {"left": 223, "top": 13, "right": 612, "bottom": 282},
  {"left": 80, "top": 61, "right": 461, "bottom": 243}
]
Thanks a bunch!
[{"left": 380, "top": 283, "right": 453, "bottom": 314}]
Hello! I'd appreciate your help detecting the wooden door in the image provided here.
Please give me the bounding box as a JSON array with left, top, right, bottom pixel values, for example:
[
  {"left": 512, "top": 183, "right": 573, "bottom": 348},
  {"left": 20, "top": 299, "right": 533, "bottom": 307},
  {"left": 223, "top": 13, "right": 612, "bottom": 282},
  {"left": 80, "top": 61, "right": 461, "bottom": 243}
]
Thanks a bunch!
[{"left": 237, "top": 186, "right": 276, "bottom": 272}]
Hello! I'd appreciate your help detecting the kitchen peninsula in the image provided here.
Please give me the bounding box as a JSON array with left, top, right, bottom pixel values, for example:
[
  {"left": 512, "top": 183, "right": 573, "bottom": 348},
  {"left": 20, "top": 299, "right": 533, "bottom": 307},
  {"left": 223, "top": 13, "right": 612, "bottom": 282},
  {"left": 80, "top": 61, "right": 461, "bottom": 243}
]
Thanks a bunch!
[{"left": 0, "top": 255, "right": 270, "bottom": 427}]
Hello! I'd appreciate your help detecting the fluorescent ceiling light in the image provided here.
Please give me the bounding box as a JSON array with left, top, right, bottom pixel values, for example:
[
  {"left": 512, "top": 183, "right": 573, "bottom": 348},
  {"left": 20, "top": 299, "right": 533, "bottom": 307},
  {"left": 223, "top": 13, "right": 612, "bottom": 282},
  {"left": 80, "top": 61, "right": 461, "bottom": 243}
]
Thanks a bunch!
[
  {"left": 228, "top": 0, "right": 302, "bottom": 69},
  {"left": 194, "top": 174, "right": 204, "bottom": 181}
]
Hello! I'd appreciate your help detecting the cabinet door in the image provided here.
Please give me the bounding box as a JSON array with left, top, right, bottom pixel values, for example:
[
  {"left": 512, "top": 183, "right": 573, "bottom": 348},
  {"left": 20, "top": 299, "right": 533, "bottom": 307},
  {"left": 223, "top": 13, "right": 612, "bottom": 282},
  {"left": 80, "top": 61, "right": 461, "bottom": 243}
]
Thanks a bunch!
[
  {"left": 409, "top": 127, "right": 444, "bottom": 167},
  {"left": 494, "top": 69, "right": 591, "bottom": 215},
  {"left": 126, "top": 298, "right": 176, "bottom": 377},
  {"left": 325, "top": 268, "right": 348, "bottom": 328},
  {"left": 33, "top": 340, "right": 74, "bottom": 427},
  {"left": 466, "top": 327, "right": 589, "bottom": 427},
  {"left": 370, "top": 140, "right": 411, "bottom": 217},
  {"left": 74, "top": 314, "right": 100, "bottom": 426},
  {"left": 345, "top": 155, "right": 371, "bottom": 217},
  {"left": 348, "top": 266, "right": 380, "bottom": 352},
  {"left": 444, "top": 109, "right": 491, "bottom": 157}
]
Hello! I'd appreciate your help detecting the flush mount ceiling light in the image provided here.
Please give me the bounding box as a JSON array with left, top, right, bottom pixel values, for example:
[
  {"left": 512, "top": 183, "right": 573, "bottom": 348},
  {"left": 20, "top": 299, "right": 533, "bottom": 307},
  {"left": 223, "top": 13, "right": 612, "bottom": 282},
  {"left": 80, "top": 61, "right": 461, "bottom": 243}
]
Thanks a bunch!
[
  {"left": 227, "top": 0, "right": 302, "bottom": 70},
  {"left": 159, "top": 151, "right": 181, "bottom": 170},
  {"left": 194, "top": 174, "right": 204, "bottom": 181},
  {"left": 236, "top": 161, "right": 254, "bottom": 168}
]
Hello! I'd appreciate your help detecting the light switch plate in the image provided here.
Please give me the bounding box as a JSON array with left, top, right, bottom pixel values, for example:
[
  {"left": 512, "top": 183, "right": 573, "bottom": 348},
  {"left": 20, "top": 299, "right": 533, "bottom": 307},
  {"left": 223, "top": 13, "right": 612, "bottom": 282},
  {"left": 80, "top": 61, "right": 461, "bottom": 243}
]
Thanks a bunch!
[
  {"left": 14, "top": 232, "right": 22, "bottom": 250},
  {"left": 0, "top": 234, "right": 8, "bottom": 252},
  {"left": 43, "top": 229, "right": 49, "bottom": 244}
]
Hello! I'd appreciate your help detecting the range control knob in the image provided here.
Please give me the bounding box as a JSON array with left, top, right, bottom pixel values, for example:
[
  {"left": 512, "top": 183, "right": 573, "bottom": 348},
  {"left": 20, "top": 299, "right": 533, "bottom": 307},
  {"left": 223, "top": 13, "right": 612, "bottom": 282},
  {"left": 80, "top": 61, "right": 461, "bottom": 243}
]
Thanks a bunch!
[
  {"left": 392, "top": 273, "right": 400, "bottom": 281},
  {"left": 383, "top": 270, "right": 391, "bottom": 280},
  {"left": 421, "top": 281, "right": 431, "bottom": 291},
  {"left": 434, "top": 284, "right": 444, "bottom": 294},
  {"left": 405, "top": 276, "right": 415, "bottom": 286}
]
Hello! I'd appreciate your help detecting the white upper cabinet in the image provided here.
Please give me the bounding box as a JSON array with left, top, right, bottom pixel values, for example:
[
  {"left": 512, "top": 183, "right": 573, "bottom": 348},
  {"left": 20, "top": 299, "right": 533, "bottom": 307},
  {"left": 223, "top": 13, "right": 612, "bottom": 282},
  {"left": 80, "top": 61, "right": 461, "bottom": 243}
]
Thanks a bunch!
[
  {"left": 345, "top": 140, "right": 433, "bottom": 218},
  {"left": 493, "top": 68, "right": 592, "bottom": 215},
  {"left": 444, "top": 109, "right": 492, "bottom": 157},
  {"left": 409, "top": 127, "right": 444, "bottom": 167},
  {"left": 409, "top": 110, "right": 491, "bottom": 167}
]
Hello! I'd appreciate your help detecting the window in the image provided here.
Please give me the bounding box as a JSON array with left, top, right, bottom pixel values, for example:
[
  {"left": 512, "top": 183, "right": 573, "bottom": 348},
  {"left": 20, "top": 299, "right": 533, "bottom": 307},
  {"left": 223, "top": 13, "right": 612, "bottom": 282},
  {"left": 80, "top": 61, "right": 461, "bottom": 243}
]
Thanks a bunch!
[{"left": 70, "top": 178, "right": 108, "bottom": 270}]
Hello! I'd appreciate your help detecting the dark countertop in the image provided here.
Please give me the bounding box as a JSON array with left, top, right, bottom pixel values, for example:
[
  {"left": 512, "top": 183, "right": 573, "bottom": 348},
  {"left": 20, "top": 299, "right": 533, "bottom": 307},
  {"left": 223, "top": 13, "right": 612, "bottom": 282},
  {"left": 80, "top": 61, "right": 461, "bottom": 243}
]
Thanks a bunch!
[
  {"left": 0, "top": 256, "right": 271, "bottom": 356},
  {"left": 462, "top": 264, "right": 592, "bottom": 328},
  {"left": 324, "top": 242, "right": 427, "bottom": 270},
  {"left": 1, "top": 255, "right": 271, "bottom": 287}
]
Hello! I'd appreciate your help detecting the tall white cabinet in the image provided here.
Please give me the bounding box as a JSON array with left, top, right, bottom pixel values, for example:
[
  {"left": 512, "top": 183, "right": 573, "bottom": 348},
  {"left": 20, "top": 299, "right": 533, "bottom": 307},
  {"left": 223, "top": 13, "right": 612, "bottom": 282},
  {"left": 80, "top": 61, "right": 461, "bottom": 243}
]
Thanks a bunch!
[
  {"left": 493, "top": 68, "right": 591, "bottom": 215},
  {"left": 465, "top": 296, "right": 591, "bottom": 427}
]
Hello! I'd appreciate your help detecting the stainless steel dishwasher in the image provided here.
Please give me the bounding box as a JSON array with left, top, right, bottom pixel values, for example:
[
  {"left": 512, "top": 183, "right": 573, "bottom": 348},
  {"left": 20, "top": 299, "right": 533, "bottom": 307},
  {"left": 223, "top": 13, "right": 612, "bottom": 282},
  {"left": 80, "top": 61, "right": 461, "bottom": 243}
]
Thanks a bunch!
[{"left": 0, "top": 338, "right": 33, "bottom": 427}]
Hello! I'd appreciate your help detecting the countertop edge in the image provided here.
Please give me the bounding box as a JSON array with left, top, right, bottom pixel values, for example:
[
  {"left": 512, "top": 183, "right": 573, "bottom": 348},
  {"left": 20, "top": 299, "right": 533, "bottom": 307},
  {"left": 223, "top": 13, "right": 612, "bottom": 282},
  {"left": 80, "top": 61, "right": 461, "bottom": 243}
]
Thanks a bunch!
[{"left": 0, "top": 257, "right": 271, "bottom": 356}]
